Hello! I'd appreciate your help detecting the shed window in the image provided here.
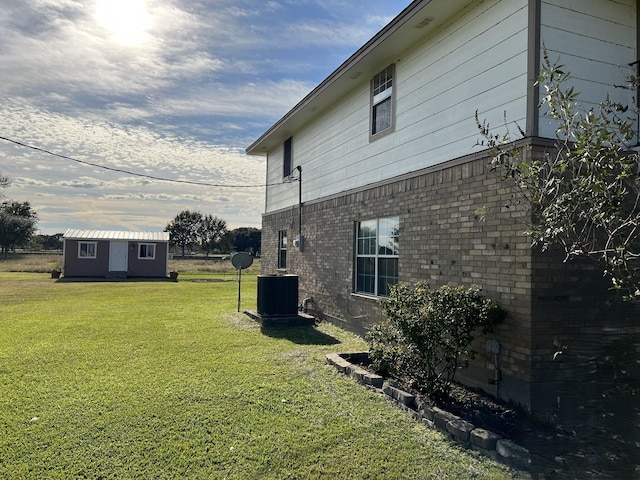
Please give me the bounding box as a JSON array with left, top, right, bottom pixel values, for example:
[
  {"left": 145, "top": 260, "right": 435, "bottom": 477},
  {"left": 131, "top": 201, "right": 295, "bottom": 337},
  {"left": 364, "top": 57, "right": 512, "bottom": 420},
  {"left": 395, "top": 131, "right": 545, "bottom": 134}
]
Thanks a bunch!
[
  {"left": 78, "top": 241, "right": 97, "bottom": 259},
  {"left": 138, "top": 243, "right": 156, "bottom": 259}
]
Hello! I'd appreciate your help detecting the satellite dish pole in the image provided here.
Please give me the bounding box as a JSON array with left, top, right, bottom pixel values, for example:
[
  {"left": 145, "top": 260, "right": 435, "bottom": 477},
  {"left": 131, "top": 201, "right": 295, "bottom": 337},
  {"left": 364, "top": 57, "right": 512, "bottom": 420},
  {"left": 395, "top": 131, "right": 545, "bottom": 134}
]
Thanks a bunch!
[
  {"left": 230, "top": 252, "right": 254, "bottom": 312},
  {"left": 237, "top": 267, "right": 242, "bottom": 312}
]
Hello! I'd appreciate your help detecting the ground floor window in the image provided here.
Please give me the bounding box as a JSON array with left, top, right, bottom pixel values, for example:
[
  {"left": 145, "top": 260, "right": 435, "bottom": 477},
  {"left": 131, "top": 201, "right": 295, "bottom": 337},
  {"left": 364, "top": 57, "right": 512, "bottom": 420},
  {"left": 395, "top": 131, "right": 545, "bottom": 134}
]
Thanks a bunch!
[
  {"left": 278, "top": 231, "right": 287, "bottom": 269},
  {"left": 78, "top": 241, "right": 97, "bottom": 259},
  {"left": 355, "top": 216, "right": 399, "bottom": 296},
  {"left": 138, "top": 243, "right": 156, "bottom": 259}
]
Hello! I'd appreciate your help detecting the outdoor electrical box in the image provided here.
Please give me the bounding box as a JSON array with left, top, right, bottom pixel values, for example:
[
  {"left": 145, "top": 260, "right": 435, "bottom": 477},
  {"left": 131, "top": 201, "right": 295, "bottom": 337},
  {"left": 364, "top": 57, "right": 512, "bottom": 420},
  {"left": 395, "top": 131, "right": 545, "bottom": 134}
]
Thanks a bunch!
[{"left": 293, "top": 234, "right": 304, "bottom": 252}]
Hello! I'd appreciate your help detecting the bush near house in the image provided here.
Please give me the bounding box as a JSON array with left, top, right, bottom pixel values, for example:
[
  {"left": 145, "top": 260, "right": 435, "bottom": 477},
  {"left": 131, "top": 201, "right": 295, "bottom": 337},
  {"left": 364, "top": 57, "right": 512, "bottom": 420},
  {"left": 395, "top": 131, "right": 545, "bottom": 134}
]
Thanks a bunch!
[{"left": 367, "top": 282, "right": 505, "bottom": 396}]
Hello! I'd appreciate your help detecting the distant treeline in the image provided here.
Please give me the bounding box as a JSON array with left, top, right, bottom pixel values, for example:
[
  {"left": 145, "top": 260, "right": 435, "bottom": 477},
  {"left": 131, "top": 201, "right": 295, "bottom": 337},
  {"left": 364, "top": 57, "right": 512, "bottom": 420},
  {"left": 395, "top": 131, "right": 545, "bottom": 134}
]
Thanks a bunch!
[{"left": 20, "top": 228, "right": 261, "bottom": 256}]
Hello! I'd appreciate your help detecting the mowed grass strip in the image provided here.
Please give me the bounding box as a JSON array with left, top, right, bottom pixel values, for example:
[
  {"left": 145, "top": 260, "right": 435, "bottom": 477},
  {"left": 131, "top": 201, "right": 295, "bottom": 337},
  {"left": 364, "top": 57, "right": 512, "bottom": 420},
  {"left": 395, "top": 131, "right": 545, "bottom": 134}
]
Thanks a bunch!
[{"left": 0, "top": 272, "right": 513, "bottom": 479}]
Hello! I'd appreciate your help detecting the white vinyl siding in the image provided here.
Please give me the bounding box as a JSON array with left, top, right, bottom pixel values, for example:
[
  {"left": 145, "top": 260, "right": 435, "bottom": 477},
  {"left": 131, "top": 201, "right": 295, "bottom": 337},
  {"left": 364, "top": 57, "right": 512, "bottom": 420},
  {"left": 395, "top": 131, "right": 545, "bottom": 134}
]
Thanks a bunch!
[
  {"left": 538, "top": 0, "right": 636, "bottom": 139},
  {"left": 265, "top": 0, "right": 529, "bottom": 213}
]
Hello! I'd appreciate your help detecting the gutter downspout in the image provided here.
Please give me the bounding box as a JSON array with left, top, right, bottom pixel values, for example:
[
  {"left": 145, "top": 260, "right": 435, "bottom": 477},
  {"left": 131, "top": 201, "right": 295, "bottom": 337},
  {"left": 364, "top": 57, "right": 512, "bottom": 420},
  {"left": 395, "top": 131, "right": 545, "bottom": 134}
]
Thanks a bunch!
[{"left": 296, "top": 165, "right": 302, "bottom": 242}]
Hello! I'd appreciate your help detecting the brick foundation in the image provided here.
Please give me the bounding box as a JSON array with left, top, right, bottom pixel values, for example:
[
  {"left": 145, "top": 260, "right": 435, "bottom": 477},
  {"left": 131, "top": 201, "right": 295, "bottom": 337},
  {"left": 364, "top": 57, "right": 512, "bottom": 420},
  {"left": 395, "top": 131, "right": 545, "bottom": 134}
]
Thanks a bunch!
[{"left": 262, "top": 150, "right": 639, "bottom": 419}]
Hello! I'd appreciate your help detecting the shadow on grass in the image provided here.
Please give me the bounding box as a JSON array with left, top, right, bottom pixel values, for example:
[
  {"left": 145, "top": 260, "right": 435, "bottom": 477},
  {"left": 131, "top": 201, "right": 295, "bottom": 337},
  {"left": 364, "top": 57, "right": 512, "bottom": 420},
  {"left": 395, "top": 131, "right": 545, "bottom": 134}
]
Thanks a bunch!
[
  {"left": 260, "top": 325, "right": 341, "bottom": 346},
  {"left": 55, "top": 277, "right": 177, "bottom": 283}
]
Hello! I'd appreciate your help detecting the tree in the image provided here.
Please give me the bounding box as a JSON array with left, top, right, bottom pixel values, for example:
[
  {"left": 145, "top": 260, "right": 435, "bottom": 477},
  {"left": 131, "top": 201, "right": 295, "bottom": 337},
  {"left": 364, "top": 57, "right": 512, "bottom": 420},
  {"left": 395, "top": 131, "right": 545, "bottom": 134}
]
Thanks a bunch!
[
  {"left": 0, "top": 200, "right": 38, "bottom": 258},
  {"left": 219, "top": 231, "right": 235, "bottom": 254},
  {"left": 29, "top": 233, "right": 63, "bottom": 251},
  {"left": 231, "top": 227, "right": 261, "bottom": 255},
  {"left": 476, "top": 51, "right": 640, "bottom": 300},
  {"left": 0, "top": 173, "right": 9, "bottom": 193},
  {"left": 198, "top": 214, "right": 228, "bottom": 257},
  {"left": 43, "top": 233, "right": 64, "bottom": 251},
  {"left": 165, "top": 210, "right": 202, "bottom": 256}
]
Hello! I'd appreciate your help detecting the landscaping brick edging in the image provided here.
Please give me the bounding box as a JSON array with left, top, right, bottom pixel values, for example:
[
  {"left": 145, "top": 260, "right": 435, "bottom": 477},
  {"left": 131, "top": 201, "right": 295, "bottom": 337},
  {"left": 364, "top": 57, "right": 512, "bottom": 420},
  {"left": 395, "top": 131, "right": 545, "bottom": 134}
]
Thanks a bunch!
[{"left": 326, "top": 352, "right": 532, "bottom": 471}]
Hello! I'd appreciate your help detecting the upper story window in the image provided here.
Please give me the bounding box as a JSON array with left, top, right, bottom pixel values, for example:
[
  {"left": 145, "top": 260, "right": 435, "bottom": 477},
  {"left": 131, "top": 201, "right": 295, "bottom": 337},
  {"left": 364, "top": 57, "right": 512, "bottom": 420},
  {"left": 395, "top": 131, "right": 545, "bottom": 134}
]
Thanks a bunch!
[
  {"left": 355, "top": 216, "right": 399, "bottom": 297},
  {"left": 370, "top": 64, "right": 395, "bottom": 139},
  {"left": 283, "top": 137, "right": 293, "bottom": 178},
  {"left": 78, "top": 241, "right": 97, "bottom": 259},
  {"left": 138, "top": 243, "right": 156, "bottom": 260},
  {"left": 278, "top": 230, "right": 287, "bottom": 269}
]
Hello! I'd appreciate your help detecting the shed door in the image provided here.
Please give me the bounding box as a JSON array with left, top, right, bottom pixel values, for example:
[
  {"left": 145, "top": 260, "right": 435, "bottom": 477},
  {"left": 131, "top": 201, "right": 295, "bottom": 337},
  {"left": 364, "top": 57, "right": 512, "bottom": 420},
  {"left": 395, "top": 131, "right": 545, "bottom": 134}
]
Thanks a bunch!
[{"left": 109, "top": 241, "right": 128, "bottom": 272}]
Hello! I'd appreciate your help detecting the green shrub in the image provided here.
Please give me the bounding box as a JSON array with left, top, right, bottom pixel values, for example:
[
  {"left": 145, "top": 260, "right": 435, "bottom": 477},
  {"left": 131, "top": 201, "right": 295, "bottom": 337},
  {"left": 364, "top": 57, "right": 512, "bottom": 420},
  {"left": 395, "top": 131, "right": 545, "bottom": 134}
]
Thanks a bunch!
[{"left": 366, "top": 282, "right": 505, "bottom": 396}]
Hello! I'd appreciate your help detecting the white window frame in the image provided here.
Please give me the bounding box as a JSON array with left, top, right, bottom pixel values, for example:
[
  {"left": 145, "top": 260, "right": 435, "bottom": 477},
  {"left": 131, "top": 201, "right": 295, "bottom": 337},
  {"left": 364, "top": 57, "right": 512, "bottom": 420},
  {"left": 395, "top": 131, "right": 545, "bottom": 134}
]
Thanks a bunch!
[
  {"left": 355, "top": 216, "right": 399, "bottom": 297},
  {"left": 278, "top": 231, "right": 287, "bottom": 270},
  {"left": 370, "top": 64, "right": 395, "bottom": 140},
  {"left": 78, "top": 241, "right": 97, "bottom": 259},
  {"left": 138, "top": 243, "right": 156, "bottom": 260}
]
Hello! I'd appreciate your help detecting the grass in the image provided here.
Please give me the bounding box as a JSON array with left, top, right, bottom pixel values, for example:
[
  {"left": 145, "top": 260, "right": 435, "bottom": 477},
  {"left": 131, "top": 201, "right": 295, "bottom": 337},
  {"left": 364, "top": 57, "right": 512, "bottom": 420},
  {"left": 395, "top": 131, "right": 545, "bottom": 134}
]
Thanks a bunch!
[
  {"left": 0, "top": 253, "right": 63, "bottom": 273},
  {"left": 0, "top": 263, "right": 514, "bottom": 479}
]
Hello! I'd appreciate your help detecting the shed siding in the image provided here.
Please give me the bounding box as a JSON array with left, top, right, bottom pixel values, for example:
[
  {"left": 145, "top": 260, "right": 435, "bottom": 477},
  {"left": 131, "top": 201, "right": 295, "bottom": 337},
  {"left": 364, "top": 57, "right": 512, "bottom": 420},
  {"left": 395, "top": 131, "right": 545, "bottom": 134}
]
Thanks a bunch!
[
  {"left": 128, "top": 242, "right": 169, "bottom": 277},
  {"left": 265, "top": 0, "right": 529, "bottom": 213},
  {"left": 63, "top": 240, "right": 110, "bottom": 277}
]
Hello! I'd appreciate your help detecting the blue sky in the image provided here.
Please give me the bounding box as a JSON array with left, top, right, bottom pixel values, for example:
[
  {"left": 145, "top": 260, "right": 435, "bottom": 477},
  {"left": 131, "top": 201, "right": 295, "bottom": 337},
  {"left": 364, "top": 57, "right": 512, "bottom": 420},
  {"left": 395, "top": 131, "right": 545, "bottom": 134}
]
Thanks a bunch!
[{"left": 0, "top": 0, "right": 409, "bottom": 234}]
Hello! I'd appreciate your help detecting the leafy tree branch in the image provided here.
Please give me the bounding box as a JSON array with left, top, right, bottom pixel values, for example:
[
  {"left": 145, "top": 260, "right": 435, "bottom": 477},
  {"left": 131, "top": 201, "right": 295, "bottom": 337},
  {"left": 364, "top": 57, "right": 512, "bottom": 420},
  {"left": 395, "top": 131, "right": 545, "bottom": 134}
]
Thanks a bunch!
[{"left": 476, "top": 50, "right": 640, "bottom": 299}]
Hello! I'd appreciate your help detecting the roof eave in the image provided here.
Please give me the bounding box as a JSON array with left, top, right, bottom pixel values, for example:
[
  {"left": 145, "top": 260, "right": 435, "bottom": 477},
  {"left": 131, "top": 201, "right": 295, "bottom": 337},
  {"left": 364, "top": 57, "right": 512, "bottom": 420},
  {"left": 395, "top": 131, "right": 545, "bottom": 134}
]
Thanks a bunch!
[{"left": 245, "top": 0, "right": 436, "bottom": 156}]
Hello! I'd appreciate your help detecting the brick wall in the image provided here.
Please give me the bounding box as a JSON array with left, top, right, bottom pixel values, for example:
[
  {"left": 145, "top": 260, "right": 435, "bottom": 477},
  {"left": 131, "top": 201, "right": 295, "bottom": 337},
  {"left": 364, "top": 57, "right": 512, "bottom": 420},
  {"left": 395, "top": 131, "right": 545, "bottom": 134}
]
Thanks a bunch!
[{"left": 261, "top": 150, "right": 639, "bottom": 417}]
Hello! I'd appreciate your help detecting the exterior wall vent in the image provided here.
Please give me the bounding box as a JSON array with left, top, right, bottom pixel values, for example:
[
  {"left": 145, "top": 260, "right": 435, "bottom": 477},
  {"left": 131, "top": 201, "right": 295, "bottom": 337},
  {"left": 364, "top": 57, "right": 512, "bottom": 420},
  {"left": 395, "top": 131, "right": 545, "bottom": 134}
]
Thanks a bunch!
[{"left": 415, "top": 17, "right": 434, "bottom": 29}]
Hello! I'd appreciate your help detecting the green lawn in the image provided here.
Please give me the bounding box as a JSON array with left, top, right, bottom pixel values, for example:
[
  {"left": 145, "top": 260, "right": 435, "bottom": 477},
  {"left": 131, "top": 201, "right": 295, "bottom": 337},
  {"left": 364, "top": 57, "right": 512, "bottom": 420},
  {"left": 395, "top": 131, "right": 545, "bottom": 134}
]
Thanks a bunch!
[{"left": 0, "top": 271, "right": 513, "bottom": 479}]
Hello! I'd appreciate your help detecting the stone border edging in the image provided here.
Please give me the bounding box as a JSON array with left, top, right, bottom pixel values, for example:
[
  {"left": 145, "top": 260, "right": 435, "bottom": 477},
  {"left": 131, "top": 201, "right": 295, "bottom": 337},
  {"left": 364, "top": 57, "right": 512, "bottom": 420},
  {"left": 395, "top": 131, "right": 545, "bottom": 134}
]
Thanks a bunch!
[{"left": 326, "top": 352, "right": 533, "bottom": 471}]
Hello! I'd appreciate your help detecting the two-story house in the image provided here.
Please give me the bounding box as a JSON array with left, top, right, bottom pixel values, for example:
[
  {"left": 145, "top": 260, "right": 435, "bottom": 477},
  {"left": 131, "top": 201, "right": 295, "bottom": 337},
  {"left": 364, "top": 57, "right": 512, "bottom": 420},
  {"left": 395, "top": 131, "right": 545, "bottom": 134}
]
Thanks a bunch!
[{"left": 247, "top": 0, "right": 638, "bottom": 421}]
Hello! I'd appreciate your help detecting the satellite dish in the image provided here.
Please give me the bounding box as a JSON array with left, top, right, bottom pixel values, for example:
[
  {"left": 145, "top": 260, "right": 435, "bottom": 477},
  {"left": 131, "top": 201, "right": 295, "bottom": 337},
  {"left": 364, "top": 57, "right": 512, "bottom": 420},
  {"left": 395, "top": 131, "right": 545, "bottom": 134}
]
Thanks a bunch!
[{"left": 231, "top": 251, "right": 253, "bottom": 270}]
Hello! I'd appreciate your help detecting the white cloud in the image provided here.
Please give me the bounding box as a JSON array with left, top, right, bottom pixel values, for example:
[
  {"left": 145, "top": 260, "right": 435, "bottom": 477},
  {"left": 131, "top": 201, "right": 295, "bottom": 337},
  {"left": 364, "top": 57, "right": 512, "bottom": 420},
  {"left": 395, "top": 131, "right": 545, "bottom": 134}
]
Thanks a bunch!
[
  {"left": 0, "top": 0, "right": 223, "bottom": 102},
  {"left": 151, "top": 79, "right": 316, "bottom": 120},
  {"left": 0, "top": 0, "right": 408, "bottom": 233},
  {"left": 0, "top": 101, "right": 266, "bottom": 233}
]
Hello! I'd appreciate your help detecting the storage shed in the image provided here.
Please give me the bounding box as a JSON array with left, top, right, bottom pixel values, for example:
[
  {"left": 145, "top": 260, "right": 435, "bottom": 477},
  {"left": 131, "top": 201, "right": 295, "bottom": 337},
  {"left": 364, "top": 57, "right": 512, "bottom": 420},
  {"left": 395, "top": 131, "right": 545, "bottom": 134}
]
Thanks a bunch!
[{"left": 62, "top": 229, "right": 170, "bottom": 278}]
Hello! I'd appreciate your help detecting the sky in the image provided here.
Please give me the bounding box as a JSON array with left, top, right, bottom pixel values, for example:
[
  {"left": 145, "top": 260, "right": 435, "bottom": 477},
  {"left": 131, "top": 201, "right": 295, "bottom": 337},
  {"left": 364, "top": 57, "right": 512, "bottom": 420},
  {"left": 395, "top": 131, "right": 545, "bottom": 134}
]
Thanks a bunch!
[{"left": 0, "top": 0, "right": 409, "bottom": 235}]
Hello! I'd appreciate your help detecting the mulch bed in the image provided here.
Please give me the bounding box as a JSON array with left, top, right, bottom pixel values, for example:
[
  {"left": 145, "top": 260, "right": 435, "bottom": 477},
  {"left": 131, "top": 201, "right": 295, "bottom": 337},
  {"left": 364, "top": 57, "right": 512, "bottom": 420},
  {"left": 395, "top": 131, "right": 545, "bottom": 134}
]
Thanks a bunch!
[{"left": 348, "top": 354, "right": 637, "bottom": 479}]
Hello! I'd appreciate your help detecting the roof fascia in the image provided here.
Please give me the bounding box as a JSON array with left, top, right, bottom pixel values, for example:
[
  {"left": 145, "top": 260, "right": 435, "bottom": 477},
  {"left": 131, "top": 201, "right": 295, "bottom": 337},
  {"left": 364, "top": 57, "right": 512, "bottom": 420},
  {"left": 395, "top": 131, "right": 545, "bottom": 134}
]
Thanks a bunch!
[{"left": 245, "top": 0, "right": 434, "bottom": 155}]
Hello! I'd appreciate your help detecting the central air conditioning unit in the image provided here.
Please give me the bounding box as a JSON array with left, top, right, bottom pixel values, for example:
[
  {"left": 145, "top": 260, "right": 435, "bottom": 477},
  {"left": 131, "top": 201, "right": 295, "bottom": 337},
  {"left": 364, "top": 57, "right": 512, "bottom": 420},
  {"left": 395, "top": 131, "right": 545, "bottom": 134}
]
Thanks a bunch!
[{"left": 257, "top": 275, "right": 299, "bottom": 316}]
